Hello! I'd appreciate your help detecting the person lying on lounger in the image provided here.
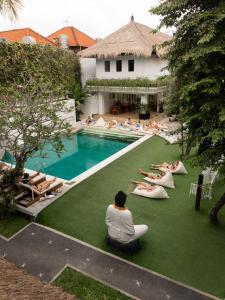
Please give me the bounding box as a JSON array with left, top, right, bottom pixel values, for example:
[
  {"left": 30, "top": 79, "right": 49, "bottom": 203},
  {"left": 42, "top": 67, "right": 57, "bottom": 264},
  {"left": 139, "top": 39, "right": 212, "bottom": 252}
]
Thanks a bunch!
[
  {"left": 123, "top": 117, "right": 133, "bottom": 128},
  {"left": 0, "top": 162, "right": 10, "bottom": 174},
  {"left": 139, "top": 169, "right": 165, "bottom": 179},
  {"left": 85, "top": 115, "right": 95, "bottom": 126},
  {"left": 152, "top": 160, "right": 179, "bottom": 171},
  {"left": 22, "top": 172, "right": 40, "bottom": 184},
  {"left": 107, "top": 119, "right": 118, "bottom": 129},
  {"left": 131, "top": 180, "right": 156, "bottom": 191},
  {"left": 32, "top": 178, "right": 56, "bottom": 193}
]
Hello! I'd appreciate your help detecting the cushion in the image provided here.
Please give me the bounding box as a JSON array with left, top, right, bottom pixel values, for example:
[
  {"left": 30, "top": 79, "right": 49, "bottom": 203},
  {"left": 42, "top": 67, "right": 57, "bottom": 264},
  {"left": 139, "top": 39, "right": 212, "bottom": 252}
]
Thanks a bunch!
[
  {"left": 159, "top": 161, "right": 188, "bottom": 174},
  {"left": 144, "top": 171, "right": 175, "bottom": 189},
  {"left": 132, "top": 185, "right": 169, "bottom": 199},
  {"left": 105, "top": 234, "right": 141, "bottom": 254},
  {"left": 94, "top": 117, "right": 106, "bottom": 127}
]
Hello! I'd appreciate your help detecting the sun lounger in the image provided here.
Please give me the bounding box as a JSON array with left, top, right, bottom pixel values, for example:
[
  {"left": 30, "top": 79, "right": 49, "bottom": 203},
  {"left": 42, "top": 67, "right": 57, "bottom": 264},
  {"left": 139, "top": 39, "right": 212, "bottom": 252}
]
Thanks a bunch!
[
  {"left": 93, "top": 117, "right": 107, "bottom": 127},
  {"left": 144, "top": 171, "right": 175, "bottom": 189},
  {"left": 132, "top": 185, "right": 169, "bottom": 199},
  {"left": 157, "top": 161, "right": 188, "bottom": 174},
  {"left": 18, "top": 179, "right": 63, "bottom": 201}
]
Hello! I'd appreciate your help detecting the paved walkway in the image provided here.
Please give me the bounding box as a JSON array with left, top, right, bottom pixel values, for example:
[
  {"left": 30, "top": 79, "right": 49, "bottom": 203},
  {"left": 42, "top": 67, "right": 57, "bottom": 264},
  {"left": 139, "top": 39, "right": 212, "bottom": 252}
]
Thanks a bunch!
[{"left": 0, "top": 223, "right": 219, "bottom": 300}]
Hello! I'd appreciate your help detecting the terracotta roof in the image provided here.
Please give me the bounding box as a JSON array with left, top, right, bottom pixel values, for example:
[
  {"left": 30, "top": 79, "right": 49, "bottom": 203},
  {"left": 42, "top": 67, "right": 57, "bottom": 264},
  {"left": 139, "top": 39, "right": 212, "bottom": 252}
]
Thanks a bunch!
[
  {"left": 0, "top": 28, "right": 55, "bottom": 46},
  {"left": 47, "top": 26, "right": 96, "bottom": 48},
  {"left": 79, "top": 17, "right": 172, "bottom": 58},
  {"left": 0, "top": 258, "right": 76, "bottom": 299}
]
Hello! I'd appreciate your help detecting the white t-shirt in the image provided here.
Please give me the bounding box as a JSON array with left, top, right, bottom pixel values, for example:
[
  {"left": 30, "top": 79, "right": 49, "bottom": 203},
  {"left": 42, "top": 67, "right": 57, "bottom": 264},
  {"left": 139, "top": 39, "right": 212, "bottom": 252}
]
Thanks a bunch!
[{"left": 105, "top": 204, "right": 135, "bottom": 243}]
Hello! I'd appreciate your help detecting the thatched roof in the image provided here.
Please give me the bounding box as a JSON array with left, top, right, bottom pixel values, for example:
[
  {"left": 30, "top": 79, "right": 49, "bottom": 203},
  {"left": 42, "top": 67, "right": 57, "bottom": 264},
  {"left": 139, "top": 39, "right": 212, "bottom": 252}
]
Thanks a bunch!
[
  {"left": 79, "top": 16, "right": 172, "bottom": 59},
  {"left": 0, "top": 258, "right": 76, "bottom": 299}
]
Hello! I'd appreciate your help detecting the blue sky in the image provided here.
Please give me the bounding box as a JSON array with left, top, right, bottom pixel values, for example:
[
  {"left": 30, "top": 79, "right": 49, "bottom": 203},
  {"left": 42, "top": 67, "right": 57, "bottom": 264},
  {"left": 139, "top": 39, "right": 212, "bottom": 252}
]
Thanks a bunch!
[{"left": 0, "top": 0, "right": 171, "bottom": 38}]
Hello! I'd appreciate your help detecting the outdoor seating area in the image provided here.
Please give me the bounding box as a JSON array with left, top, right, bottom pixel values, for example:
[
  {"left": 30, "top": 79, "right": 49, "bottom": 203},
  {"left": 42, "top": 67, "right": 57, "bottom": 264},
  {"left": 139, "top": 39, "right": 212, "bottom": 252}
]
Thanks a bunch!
[
  {"left": 36, "top": 136, "right": 225, "bottom": 299},
  {"left": 0, "top": 165, "right": 66, "bottom": 217},
  {"left": 110, "top": 102, "right": 136, "bottom": 115},
  {"left": 81, "top": 115, "right": 181, "bottom": 143},
  {"left": 16, "top": 176, "right": 63, "bottom": 208}
]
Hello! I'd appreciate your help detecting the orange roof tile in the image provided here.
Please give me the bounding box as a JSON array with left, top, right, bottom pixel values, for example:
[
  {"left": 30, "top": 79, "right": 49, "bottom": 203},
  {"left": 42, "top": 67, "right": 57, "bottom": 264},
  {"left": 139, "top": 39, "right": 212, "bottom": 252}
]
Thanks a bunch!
[
  {"left": 47, "top": 26, "right": 96, "bottom": 48},
  {"left": 0, "top": 28, "right": 55, "bottom": 46}
]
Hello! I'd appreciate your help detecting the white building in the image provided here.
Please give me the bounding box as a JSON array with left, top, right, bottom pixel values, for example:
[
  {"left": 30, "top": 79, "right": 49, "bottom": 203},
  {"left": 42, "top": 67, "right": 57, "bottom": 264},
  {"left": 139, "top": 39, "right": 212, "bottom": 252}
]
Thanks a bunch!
[{"left": 79, "top": 16, "right": 171, "bottom": 119}]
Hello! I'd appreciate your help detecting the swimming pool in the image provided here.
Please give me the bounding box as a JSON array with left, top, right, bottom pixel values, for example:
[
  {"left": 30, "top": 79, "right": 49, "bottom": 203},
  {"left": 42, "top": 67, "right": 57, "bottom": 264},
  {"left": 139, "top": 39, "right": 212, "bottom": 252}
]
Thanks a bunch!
[{"left": 3, "top": 130, "right": 137, "bottom": 180}]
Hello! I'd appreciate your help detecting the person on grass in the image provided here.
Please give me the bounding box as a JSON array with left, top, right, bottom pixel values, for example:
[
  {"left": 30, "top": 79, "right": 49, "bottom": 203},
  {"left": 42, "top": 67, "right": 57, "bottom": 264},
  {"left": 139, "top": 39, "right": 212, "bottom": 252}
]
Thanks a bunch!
[
  {"left": 131, "top": 180, "right": 156, "bottom": 191},
  {"left": 152, "top": 160, "right": 179, "bottom": 171},
  {"left": 139, "top": 169, "right": 165, "bottom": 179},
  {"left": 105, "top": 191, "right": 148, "bottom": 244}
]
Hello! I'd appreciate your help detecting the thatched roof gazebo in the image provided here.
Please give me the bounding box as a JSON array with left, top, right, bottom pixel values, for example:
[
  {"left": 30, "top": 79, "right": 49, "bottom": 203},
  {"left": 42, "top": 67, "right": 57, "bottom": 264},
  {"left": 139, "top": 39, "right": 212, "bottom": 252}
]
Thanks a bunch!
[
  {"left": 79, "top": 16, "right": 172, "bottom": 59},
  {"left": 0, "top": 258, "right": 76, "bottom": 299}
]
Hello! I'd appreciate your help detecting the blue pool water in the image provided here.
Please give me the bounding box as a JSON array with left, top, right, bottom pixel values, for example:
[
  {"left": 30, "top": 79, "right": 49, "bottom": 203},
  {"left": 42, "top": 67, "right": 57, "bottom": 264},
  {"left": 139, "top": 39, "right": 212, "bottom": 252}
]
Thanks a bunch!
[{"left": 3, "top": 131, "right": 136, "bottom": 180}]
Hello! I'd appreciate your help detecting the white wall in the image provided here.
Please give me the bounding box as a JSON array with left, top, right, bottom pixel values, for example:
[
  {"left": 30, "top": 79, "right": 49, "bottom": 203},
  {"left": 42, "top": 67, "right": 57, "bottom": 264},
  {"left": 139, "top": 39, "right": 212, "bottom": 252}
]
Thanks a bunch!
[
  {"left": 98, "top": 93, "right": 112, "bottom": 115},
  {"left": 80, "top": 58, "right": 96, "bottom": 85},
  {"left": 81, "top": 93, "right": 113, "bottom": 116},
  {"left": 58, "top": 98, "right": 76, "bottom": 126},
  {"left": 81, "top": 94, "right": 99, "bottom": 117},
  {"left": 96, "top": 56, "right": 168, "bottom": 80}
]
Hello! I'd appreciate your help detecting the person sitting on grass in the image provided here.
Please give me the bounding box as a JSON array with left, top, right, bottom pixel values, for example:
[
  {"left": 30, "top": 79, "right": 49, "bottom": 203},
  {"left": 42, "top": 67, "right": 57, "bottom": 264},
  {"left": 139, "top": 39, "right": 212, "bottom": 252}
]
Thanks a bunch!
[
  {"left": 131, "top": 180, "right": 156, "bottom": 191},
  {"left": 105, "top": 191, "right": 148, "bottom": 244},
  {"left": 32, "top": 178, "right": 56, "bottom": 193},
  {"left": 139, "top": 169, "right": 165, "bottom": 179}
]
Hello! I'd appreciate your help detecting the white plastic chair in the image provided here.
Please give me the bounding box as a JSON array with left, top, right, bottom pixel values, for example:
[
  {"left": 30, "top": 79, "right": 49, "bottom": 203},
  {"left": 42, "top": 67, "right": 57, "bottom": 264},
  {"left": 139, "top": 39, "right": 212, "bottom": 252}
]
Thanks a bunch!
[
  {"left": 189, "top": 182, "right": 212, "bottom": 200},
  {"left": 189, "top": 183, "right": 198, "bottom": 197},
  {"left": 202, "top": 168, "right": 218, "bottom": 185}
]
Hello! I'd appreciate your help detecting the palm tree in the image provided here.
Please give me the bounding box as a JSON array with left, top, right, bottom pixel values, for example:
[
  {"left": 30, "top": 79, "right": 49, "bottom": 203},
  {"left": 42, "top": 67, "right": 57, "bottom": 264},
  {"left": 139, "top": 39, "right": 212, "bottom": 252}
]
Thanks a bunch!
[{"left": 0, "top": 0, "right": 22, "bottom": 19}]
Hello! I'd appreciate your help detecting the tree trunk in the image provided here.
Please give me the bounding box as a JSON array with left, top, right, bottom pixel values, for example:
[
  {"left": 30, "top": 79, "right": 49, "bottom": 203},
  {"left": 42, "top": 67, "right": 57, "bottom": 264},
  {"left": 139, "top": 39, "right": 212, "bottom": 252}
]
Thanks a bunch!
[
  {"left": 15, "top": 157, "right": 25, "bottom": 178},
  {"left": 209, "top": 192, "right": 225, "bottom": 224},
  {"left": 185, "top": 140, "right": 193, "bottom": 157}
]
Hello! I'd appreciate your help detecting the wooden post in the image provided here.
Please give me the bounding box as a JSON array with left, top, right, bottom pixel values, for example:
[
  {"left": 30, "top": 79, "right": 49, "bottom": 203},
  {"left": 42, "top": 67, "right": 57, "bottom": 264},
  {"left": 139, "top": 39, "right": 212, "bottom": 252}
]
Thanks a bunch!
[{"left": 195, "top": 174, "right": 204, "bottom": 210}]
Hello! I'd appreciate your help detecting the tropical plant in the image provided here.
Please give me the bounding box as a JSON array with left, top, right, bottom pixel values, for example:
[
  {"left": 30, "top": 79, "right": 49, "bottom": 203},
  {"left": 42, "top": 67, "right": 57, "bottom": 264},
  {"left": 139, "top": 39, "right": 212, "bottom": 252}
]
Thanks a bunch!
[
  {"left": 86, "top": 76, "right": 170, "bottom": 88},
  {"left": 0, "top": 42, "right": 80, "bottom": 178},
  {"left": 69, "top": 82, "right": 89, "bottom": 121},
  {"left": 0, "top": 191, "right": 16, "bottom": 219},
  {"left": 0, "top": 0, "right": 22, "bottom": 19},
  {"left": 151, "top": 0, "right": 225, "bottom": 223}
]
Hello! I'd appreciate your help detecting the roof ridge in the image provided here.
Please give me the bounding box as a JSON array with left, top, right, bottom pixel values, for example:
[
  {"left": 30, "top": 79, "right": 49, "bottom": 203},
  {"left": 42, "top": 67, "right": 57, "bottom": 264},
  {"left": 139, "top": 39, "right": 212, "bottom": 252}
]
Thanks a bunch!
[
  {"left": 70, "top": 26, "right": 95, "bottom": 41},
  {"left": 0, "top": 27, "right": 55, "bottom": 45},
  {"left": 47, "top": 26, "right": 95, "bottom": 42},
  {"left": 71, "top": 27, "right": 79, "bottom": 47},
  {"left": 0, "top": 27, "right": 30, "bottom": 33},
  {"left": 131, "top": 21, "right": 152, "bottom": 49},
  {"left": 27, "top": 28, "right": 55, "bottom": 45}
]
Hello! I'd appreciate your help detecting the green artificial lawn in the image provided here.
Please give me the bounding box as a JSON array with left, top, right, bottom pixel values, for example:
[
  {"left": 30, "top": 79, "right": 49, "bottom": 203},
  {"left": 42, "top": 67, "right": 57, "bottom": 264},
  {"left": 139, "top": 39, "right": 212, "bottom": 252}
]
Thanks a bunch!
[
  {"left": 0, "top": 214, "right": 29, "bottom": 238},
  {"left": 54, "top": 267, "right": 132, "bottom": 300},
  {"left": 37, "top": 136, "right": 225, "bottom": 299}
]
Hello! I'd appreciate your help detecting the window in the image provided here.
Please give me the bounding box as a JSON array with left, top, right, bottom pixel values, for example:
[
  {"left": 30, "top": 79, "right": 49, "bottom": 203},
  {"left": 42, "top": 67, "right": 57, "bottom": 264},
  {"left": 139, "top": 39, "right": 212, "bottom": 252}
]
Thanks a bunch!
[
  {"left": 116, "top": 60, "right": 122, "bottom": 72},
  {"left": 128, "top": 59, "right": 134, "bottom": 72},
  {"left": 105, "top": 61, "right": 110, "bottom": 72}
]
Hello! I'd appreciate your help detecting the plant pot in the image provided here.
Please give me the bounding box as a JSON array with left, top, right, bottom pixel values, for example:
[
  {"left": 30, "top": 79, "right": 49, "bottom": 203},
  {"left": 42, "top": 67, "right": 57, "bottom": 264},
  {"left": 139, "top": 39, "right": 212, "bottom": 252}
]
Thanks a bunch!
[{"left": 139, "top": 112, "right": 150, "bottom": 120}]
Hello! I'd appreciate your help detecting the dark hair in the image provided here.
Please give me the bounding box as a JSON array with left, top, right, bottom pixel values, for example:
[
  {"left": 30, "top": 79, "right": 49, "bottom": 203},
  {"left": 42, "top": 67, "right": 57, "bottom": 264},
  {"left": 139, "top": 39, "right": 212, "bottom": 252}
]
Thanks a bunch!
[{"left": 115, "top": 191, "right": 127, "bottom": 207}]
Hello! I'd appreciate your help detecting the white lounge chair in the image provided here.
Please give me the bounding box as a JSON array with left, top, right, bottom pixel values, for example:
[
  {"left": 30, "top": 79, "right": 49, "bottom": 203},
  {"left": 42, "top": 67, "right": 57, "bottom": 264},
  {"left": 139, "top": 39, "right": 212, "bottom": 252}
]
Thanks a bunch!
[
  {"left": 132, "top": 185, "right": 169, "bottom": 199},
  {"left": 18, "top": 179, "right": 63, "bottom": 201},
  {"left": 144, "top": 171, "right": 175, "bottom": 189}
]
